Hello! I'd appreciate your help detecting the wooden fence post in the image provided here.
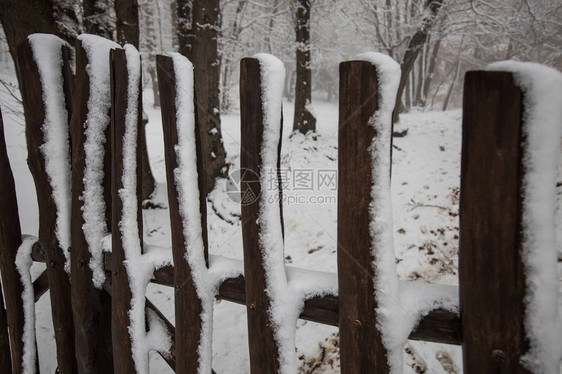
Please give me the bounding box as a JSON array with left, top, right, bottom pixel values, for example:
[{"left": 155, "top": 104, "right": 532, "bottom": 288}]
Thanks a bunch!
[
  {"left": 337, "top": 60, "right": 390, "bottom": 373},
  {"left": 239, "top": 57, "right": 283, "bottom": 373},
  {"left": 70, "top": 40, "right": 114, "bottom": 373},
  {"left": 459, "top": 71, "right": 530, "bottom": 373},
  {"left": 156, "top": 54, "right": 209, "bottom": 373},
  {"left": 16, "top": 37, "right": 78, "bottom": 374},
  {"left": 0, "top": 107, "right": 23, "bottom": 373},
  {"left": 110, "top": 47, "right": 140, "bottom": 373}
]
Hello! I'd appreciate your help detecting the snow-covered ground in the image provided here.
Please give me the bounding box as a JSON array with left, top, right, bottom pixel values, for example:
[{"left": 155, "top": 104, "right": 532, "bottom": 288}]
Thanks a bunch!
[{"left": 1, "top": 58, "right": 561, "bottom": 372}]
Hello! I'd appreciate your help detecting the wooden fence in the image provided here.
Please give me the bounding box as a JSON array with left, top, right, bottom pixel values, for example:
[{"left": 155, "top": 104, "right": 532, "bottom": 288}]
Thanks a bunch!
[{"left": 0, "top": 33, "right": 551, "bottom": 374}]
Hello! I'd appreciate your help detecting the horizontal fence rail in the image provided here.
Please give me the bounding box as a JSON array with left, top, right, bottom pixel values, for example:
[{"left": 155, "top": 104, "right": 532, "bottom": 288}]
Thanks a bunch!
[{"left": 28, "top": 249, "right": 464, "bottom": 346}]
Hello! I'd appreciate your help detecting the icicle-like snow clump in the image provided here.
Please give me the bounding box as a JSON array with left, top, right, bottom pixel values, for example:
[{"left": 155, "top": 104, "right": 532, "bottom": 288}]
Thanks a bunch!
[
  {"left": 28, "top": 34, "right": 72, "bottom": 273},
  {"left": 78, "top": 34, "right": 120, "bottom": 288},
  {"left": 487, "top": 60, "right": 562, "bottom": 374},
  {"left": 15, "top": 235, "right": 38, "bottom": 374}
]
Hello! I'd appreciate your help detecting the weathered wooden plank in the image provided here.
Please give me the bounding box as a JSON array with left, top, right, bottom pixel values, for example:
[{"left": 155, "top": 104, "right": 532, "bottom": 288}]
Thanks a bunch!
[
  {"left": 0, "top": 105, "right": 32, "bottom": 374},
  {"left": 16, "top": 38, "right": 78, "bottom": 374},
  {"left": 239, "top": 57, "right": 282, "bottom": 373},
  {"left": 459, "top": 71, "right": 530, "bottom": 373},
  {"left": 156, "top": 54, "right": 209, "bottom": 373},
  {"left": 110, "top": 47, "right": 139, "bottom": 373},
  {"left": 69, "top": 40, "right": 114, "bottom": 374},
  {"left": 337, "top": 60, "right": 390, "bottom": 373}
]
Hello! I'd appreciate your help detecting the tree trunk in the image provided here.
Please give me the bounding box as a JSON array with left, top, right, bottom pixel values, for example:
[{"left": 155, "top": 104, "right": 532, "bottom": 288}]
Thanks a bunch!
[
  {"left": 191, "top": 0, "right": 228, "bottom": 194},
  {"left": 115, "top": 0, "right": 139, "bottom": 46},
  {"left": 393, "top": 0, "right": 444, "bottom": 123},
  {"left": 293, "top": 0, "right": 316, "bottom": 134},
  {"left": 421, "top": 38, "right": 441, "bottom": 107},
  {"left": 0, "top": 0, "right": 75, "bottom": 74},
  {"left": 115, "top": 0, "right": 156, "bottom": 200},
  {"left": 83, "top": 0, "right": 114, "bottom": 39},
  {"left": 442, "top": 41, "right": 463, "bottom": 111},
  {"left": 265, "top": 0, "right": 279, "bottom": 53},
  {"left": 149, "top": 66, "right": 160, "bottom": 107},
  {"left": 176, "top": 0, "right": 193, "bottom": 58},
  {"left": 414, "top": 43, "right": 425, "bottom": 106},
  {"left": 405, "top": 72, "right": 412, "bottom": 111}
]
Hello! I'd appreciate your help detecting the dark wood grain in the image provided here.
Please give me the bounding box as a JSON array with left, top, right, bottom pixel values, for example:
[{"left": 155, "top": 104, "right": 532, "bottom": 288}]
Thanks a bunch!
[
  {"left": 16, "top": 38, "right": 78, "bottom": 374},
  {"left": 337, "top": 60, "right": 390, "bottom": 373},
  {"left": 240, "top": 57, "right": 282, "bottom": 373},
  {"left": 459, "top": 71, "right": 530, "bottom": 373},
  {"left": 69, "top": 40, "right": 114, "bottom": 374},
  {"left": 156, "top": 54, "right": 208, "bottom": 374},
  {"left": 110, "top": 47, "right": 140, "bottom": 374},
  {"left": 32, "top": 269, "right": 49, "bottom": 302}
]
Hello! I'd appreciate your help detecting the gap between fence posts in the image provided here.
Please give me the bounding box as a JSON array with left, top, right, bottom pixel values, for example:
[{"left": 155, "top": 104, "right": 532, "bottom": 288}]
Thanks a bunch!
[
  {"left": 156, "top": 54, "right": 210, "bottom": 374},
  {"left": 459, "top": 71, "right": 530, "bottom": 373},
  {"left": 70, "top": 40, "right": 114, "bottom": 374},
  {"left": 16, "top": 38, "right": 78, "bottom": 374},
  {"left": 110, "top": 47, "right": 140, "bottom": 374},
  {"left": 337, "top": 60, "right": 390, "bottom": 373},
  {"left": 239, "top": 57, "right": 283, "bottom": 373}
]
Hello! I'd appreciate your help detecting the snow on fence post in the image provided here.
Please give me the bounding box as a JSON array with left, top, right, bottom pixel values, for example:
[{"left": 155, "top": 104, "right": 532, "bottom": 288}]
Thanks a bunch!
[
  {"left": 0, "top": 107, "right": 25, "bottom": 373},
  {"left": 16, "top": 35, "right": 78, "bottom": 374},
  {"left": 337, "top": 59, "right": 393, "bottom": 373},
  {"left": 239, "top": 56, "right": 288, "bottom": 373},
  {"left": 156, "top": 53, "right": 210, "bottom": 373},
  {"left": 459, "top": 71, "right": 529, "bottom": 373},
  {"left": 110, "top": 45, "right": 175, "bottom": 374},
  {"left": 110, "top": 46, "right": 141, "bottom": 374},
  {"left": 460, "top": 67, "right": 562, "bottom": 373},
  {"left": 70, "top": 36, "right": 116, "bottom": 374}
]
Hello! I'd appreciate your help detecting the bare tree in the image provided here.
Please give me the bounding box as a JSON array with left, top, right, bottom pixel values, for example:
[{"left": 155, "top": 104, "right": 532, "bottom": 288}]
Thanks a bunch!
[
  {"left": 393, "top": 0, "right": 444, "bottom": 122},
  {"left": 220, "top": 0, "right": 248, "bottom": 112}
]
